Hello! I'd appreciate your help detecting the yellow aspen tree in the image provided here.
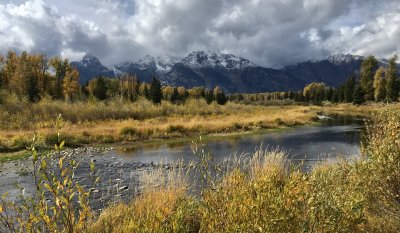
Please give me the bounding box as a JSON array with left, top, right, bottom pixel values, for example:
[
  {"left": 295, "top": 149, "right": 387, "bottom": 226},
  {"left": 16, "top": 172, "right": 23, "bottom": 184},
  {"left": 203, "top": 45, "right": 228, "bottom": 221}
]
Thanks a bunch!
[
  {"left": 63, "top": 67, "right": 80, "bottom": 102},
  {"left": 373, "top": 67, "right": 386, "bottom": 102}
]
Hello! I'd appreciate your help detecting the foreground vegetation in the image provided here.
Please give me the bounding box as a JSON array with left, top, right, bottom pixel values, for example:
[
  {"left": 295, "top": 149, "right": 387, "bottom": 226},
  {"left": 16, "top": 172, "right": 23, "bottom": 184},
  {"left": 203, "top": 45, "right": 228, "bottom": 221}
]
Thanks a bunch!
[
  {"left": 87, "top": 105, "right": 400, "bottom": 232},
  {"left": 0, "top": 105, "right": 399, "bottom": 232}
]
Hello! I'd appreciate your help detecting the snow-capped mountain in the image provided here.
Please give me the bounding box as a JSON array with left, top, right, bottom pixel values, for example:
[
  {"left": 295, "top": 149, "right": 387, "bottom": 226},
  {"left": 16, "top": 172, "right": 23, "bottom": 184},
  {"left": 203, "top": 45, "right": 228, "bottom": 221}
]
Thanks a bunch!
[
  {"left": 71, "top": 52, "right": 397, "bottom": 93},
  {"left": 180, "top": 50, "right": 257, "bottom": 70},
  {"left": 113, "top": 55, "right": 181, "bottom": 82},
  {"left": 70, "top": 54, "right": 114, "bottom": 84},
  {"left": 327, "top": 54, "right": 364, "bottom": 66},
  {"left": 163, "top": 50, "right": 304, "bottom": 93},
  {"left": 155, "top": 55, "right": 181, "bottom": 73}
]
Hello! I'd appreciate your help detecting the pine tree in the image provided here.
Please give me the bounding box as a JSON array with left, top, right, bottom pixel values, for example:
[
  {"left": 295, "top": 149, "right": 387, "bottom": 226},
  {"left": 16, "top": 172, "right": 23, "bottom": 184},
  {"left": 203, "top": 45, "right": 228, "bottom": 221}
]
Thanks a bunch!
[
  {"left": 170, "top": 87, "right": 179, "bottom": 103},
  {"left": 204, "top": 89, "right": 214, "bottom": 104},
  {"left": 360, "top": 55, "right": 378, "bottom": 101},
  {"left": 344, "top": 74, "right": 356, "bottom": 102},
  {"left": 27, "top": 74, "right": 39, "bottom": 102},
  {"left": 338, "top": 85, "right": 345, "bottom": 102},
  {"left": 352, "top": 84, "right": 365, "bottom": 105},
  {"left": 149, "top": 76, "right": 162, "bottom": 104},
  {"left": 213, "top": 86, "right": 227, "bottom": 105},
  {"left": 385, "top": 55, "right": 399, "bottom": 101},
  {"left": 324, "top": 87, "right": 334, "bottom": 102},
  {"left": 331, "top": 89, "right": 339, "bottom": 103},
  {"left": 93, "top": 76, "right": 108, "bottom": 100}
]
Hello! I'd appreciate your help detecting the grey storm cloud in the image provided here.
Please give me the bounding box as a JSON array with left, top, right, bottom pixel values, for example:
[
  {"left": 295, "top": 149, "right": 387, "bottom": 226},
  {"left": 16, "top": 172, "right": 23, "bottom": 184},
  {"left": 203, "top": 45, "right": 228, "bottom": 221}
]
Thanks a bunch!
[{"left": 0, "top": 0, "right": 400, "bottom": 67}]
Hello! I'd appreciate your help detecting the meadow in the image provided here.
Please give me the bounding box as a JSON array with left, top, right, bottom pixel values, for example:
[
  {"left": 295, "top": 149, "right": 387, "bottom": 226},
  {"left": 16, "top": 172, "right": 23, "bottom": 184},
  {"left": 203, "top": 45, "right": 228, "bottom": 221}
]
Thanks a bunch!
[{"left": 0, "top": 95, "right": 386, "bottom": 156}]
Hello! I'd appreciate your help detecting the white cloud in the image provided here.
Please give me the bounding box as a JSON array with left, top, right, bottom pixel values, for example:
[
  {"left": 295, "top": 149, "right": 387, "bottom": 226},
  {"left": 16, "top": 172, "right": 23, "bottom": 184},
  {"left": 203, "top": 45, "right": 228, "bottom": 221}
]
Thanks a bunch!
[{"left": 0, "top": 0, "right": 399, "bottom": 66}]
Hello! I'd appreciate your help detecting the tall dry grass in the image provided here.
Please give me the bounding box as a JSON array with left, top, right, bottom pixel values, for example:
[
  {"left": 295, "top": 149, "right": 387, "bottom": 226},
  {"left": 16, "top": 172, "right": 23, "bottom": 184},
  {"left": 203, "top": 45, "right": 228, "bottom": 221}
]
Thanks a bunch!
[
  {"left": 87, "top": 106, "right": 400, "bottom": 232},
  {"left": 0, "top": 97, "right": 320, "bottom": 152}
]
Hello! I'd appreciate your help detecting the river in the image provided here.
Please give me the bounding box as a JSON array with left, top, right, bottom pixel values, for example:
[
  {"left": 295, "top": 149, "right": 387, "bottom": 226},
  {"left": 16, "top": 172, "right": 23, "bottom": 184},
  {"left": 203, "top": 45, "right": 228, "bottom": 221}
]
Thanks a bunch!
[{"left": 0, "top": 116, "right": 365, "bottom": 210}]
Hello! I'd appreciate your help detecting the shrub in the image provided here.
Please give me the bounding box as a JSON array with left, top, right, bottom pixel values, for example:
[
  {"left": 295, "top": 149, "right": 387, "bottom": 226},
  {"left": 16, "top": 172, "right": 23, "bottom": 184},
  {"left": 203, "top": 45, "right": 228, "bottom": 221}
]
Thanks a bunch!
[
  {"left": 274, "top": 117, "right": 285, "bottom": 126},
  {"left": 0, "top": 116, "right": 98, "bottom": 232},
  {"left": 167, "top": 125, "right": 187, "bottom": 134},
  {"left": 119, "top": 126, "right": 138, "bottom": 137}
]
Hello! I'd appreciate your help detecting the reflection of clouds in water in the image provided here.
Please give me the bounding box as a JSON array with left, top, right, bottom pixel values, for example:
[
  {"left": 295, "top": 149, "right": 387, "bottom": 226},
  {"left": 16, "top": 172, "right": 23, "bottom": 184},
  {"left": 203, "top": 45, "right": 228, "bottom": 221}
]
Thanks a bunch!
[{"left": 113, "top": 124, "right": 363, "bottom": 164}]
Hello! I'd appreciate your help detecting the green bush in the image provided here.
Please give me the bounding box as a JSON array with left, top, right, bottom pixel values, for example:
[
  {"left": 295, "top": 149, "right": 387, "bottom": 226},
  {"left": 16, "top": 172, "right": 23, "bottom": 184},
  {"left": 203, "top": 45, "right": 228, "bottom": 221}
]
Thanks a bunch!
[
  {"left": 167, "top": 125, "right": 187, "bottom": 134},
  {"left": 120, "top": 126, "right": 138, "bottom": 137}
]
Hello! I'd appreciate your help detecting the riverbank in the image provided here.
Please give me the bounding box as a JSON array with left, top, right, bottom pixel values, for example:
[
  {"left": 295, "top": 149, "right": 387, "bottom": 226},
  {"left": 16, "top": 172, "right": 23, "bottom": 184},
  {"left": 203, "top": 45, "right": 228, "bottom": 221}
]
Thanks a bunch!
[
  {"left": 0, "top": 100, "right": 392, "bottom": 159},
  {"left": 90, "top": 106, "right": 400, "bottom": 232}
]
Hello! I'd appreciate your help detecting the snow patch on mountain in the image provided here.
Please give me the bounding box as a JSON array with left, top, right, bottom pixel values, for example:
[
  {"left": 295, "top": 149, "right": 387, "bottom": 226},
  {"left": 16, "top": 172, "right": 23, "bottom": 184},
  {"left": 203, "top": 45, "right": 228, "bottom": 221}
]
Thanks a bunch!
[
  {"left": 114, "top": 55, "right": 181, "bottom": 74},
  {"left": 180, "top": 50, "right": 257, "bottom": 69},
  {"left": 327, "top": 54, "right": 364, "bottom": 65},
  {"left": 155, "top": 55, "right": 181, "bottom": 73}
]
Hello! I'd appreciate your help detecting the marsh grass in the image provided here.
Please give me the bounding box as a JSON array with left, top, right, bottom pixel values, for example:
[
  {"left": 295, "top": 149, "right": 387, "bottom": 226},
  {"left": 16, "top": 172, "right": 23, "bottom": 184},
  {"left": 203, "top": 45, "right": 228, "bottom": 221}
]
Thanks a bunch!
[
  {"left": 88, "top": 106, "right": 400, "bottom": 232},
  {"left": 1, "top": 98, "right": 390, "bottom": 154}
]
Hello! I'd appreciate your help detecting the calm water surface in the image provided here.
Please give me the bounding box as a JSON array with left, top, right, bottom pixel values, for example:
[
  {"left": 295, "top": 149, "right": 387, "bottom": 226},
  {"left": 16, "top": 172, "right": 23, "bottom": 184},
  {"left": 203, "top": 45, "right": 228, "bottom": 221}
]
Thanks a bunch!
[{"left": 112, "top": 117, "right": 365, "bottom": 167}]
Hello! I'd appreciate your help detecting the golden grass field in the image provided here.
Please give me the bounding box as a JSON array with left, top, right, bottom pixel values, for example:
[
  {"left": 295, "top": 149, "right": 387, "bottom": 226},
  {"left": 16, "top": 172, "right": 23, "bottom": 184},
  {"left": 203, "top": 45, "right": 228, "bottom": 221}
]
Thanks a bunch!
[{"left": 0, "top": 98, "right": 393, "bottom": 155}]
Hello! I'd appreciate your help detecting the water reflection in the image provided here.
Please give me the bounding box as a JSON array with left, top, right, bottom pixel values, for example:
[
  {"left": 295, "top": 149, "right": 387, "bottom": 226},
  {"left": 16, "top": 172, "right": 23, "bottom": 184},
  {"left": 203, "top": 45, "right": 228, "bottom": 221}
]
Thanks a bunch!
[{"left": 112, "top": 116, "right": 365, "bottom": 169}]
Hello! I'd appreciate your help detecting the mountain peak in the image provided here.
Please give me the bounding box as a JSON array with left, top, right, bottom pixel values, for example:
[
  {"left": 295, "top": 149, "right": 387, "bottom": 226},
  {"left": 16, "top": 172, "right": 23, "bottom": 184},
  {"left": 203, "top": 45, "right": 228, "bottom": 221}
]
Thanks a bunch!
[
  {"left": 181, "top": 50, "right": 256, "bottom": 69},
  {"left": 327, "top": 54, "right": 364, "bottom": 65},
  {"left": 81, "top": 53, "right": 103, "bottom": 68},
  {"left": 137, "top": 55, "right": 155, "bottom": 65}
]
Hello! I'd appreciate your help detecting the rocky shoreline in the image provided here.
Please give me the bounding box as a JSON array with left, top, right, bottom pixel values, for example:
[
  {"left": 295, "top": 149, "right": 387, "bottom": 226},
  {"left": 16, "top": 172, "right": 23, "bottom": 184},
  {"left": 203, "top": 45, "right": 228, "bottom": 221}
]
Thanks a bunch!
[{"left": 0, "top": 146, "right": 174, "bottom": 212}]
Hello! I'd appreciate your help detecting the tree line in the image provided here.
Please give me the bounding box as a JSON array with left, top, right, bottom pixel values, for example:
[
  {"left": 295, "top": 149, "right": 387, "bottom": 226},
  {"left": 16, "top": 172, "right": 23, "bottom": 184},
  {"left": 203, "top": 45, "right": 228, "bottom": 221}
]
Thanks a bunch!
[
  {"left": 229, "top": 55, "right": 400, "bottom": 105},
  {"left": 1, "top": 51, "right": 398, "bottom": 106},
  {"left": 85, "top": 75, "right": 227, "bottom": 105},
  {"left": 0, "top": 51, "right": 228, "bottom": 105},
  {"left": 0, "top": 51, "right": 79, "bottom": 102}
]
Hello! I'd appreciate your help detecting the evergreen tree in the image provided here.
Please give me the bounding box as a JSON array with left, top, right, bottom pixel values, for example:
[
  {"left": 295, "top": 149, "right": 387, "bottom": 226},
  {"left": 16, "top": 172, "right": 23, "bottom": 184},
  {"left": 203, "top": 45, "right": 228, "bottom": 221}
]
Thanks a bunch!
[
  {"left": 344, "top": 74, "right": 356, "bottom": 102},
  {"left": 93, "top": 76, "right": 108, "bottom": 100},
  {"left": 170, "top": 87, "right": 179, "bottom": 103},
  {"left": 331, "top": 89, "right": 339, "bottom": 103},
  {"left": 324, "top": 87, "right": 334, "bottom": 102},
  {"left": 27, "top": 74, "right": 39, "bottom": 102},
  {"left": 385, "top": 55, "right": 399, "bottom": 101},
  {"left": 143, "top": 85, "right": 150, "bottom": 100},
  {"left": 352, "top": 84, "right": 365, "bottom": 105},
  {"left": 338, "top": 85, "right": 345, "bottom": 102},
  {"left": 149, "top": 76, "right": 162, "bottom": 104},
  {"left": 360, "top": 55, "right": 378, "bottom": 101},
  {"left": 213, "top": 86, "right": 227, "bottom": 105},
  {"left": 204, "top": 89, "right": 214, "bottom": 104},
  {"left": 177, "top": 86, "right": 188, "bottom": 101}
]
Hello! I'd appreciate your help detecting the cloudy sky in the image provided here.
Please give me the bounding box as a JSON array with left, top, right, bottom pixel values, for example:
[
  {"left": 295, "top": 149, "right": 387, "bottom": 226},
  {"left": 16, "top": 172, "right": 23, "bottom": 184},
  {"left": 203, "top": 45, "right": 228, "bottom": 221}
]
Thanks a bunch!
[{"left": 0, "top": 0, "right": 399, "bottom": 67}]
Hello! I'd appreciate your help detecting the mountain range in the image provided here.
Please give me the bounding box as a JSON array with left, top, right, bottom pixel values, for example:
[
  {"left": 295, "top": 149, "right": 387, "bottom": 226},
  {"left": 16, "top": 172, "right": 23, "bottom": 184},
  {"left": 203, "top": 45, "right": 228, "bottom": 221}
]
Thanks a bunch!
[{"left": 71, "top": 51, "right": 388, "bottom": 93}]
